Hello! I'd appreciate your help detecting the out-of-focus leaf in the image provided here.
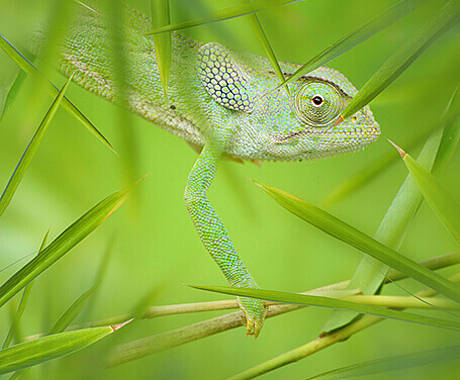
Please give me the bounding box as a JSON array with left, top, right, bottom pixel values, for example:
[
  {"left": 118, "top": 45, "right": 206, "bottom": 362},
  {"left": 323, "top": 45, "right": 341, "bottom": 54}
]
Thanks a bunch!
[
  {"left": 306, "top": 345, "right": 460, "bottom": 380},
  {"left": 0, "top": 75, "right": 73, "bottom": 217},
  {"left": 151, "top": 0, "right": 171, "bottom": 100},
  {"left": 253, "top": 181, "right": 460, "bottom": 303},
  {"left": 0, "top": 32, "right": 115, "bottom": 153},
  {"left": 339, "top": 0, "right": 460, "bottom": 122},
  {"left": 392, "top": 142, "right": 460, "bottom": 243},
  {"left": 191, "top": 285, "right": 460, "bottom": 331},
  {"left": 278, "top": 0, "right": 429, "bottom": 88},
  {"left": 0, "top": 186, "right": 132, "bottom": 309}
]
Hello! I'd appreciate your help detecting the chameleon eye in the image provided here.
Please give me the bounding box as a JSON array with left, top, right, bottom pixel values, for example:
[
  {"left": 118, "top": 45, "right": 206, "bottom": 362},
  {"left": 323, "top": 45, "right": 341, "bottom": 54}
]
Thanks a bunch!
[{"left": 294, "top": 80, "right": 345, "bottom": 127}]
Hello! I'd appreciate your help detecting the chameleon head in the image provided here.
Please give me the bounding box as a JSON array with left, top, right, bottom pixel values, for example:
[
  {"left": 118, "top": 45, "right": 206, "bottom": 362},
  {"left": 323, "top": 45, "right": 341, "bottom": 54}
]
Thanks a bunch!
[{"left": 198, "top": 43, "right": 380, "bottom": 161}]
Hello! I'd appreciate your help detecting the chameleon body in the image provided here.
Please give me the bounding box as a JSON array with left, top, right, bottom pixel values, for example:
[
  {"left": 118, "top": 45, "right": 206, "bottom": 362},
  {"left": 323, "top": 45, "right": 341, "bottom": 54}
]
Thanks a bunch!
[{"left": 56, "top": 3, "right": 380, "bottom": 336}]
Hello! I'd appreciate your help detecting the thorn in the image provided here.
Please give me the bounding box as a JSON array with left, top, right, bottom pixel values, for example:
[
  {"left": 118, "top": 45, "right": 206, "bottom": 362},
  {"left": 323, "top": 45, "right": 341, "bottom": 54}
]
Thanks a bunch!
[
  {"left": 333, "top": 115, "right": 344, "bottom": 126},
  {"left": 387, "top": 138, "right": 406, "bottom": 158},
  {"left": 111, "top": 318, "right": 134, "bottom": 332}
]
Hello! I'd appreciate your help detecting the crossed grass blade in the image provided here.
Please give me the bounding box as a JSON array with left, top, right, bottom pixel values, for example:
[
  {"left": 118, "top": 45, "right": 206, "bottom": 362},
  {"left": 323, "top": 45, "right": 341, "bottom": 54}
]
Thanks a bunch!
[
  {"left": 191, "top": 285, "right": 460, "bottom": 331},
  {"left": 0, "top": 185, "right": 132, "bottom": 309},
  {"left": 391, "top": 142, "right": 460, "bottom": 243},
  {"left": 323, "top": 91, "right": 459, "bottom": 332},
  {"left": 0, "top": 75, "right": 73, "bottom": 217},
  {"left": 0, "top": 32, "right": 115, "bottom": 153},
  {"left": 277, "top": 0, "right": 429, "bottom": 88},
  {"left": 3, "top": 232, "right": 50, "bottom": 350},
  {"left": 0, "top": 323, "right": 130, "bottom": 375},
  {"left": 151, "top": 0, "right": 171, "bottom": 100},
  {"left": 143, "top": 0, "right": 294, "bottom": 35},
  {"left": 252, "top": 181, "right": 460, "bottom": 303},
  {"left": 306, "top": 344, "right": 460, "bottom": 380},
  {"left": 338, "top": 0, "right": 460, "bottom": 122}
]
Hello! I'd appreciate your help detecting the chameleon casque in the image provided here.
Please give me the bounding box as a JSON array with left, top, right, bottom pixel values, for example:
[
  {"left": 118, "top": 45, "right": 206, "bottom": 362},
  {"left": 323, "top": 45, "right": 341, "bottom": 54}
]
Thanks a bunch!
[{"left": 55, "top": 3, "right": 380, "bottom": 337}]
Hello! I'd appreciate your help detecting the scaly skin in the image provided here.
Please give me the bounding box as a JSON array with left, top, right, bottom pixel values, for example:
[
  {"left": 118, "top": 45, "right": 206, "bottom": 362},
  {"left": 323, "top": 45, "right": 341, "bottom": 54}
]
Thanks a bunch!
[{"left": 56, "top": 3, "right": 380, "bottom": 336}]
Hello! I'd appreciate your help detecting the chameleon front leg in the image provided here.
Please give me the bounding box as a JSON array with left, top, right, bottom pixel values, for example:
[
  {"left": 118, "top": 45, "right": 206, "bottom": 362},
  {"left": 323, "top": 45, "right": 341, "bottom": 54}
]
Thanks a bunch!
[{"left": 184, "top": 134, "right": 266, "bottom": 337}]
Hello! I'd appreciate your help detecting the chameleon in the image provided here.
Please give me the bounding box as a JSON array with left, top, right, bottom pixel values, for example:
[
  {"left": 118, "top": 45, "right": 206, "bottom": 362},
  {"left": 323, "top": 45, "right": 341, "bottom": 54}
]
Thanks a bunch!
[{"left": 49, "top": 2, "right": 380, "bottom": 337}]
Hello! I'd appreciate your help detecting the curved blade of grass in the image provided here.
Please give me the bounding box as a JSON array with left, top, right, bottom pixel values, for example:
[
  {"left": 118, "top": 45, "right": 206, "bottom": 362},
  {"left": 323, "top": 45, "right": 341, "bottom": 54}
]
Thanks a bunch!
[
  {"left": 49, "top": 287, "right": 95, "bottom": 335},
  {"left": 338, "top": 0, "right": 460, "bottom": 122},
  {"left": 391, "top": 142, "right": 460, "bottom": 243},
  {"left": 143, "top": 0, "right": 295, "bottom": 35},
  {"left": 277, "top": 0, "right": 429, "bottom": 88},
  {"left": 191, "top": 285, "right": 460, "bottom": 331},
  {"left": 253, "top": 181, "right": 460, "bottom": 303},
  {"left": 0, "top": 32, "right": 115, "bottom": 153},
  {"left": 0, "top": 185, "right": 132, "bottom": 309},
  {"left": 0, "top": 323, "right": 129, "bottom": 375},
  {"left": 151, "top": 0, "right": 171, "bottom": 100},
  {"left": 2, "top": 232, "right": 50, "bottom": 349},
  {"left": 0, "top": 75, "right": 73, "bottom": 217},
  {"left": 306, "top": 345, "right": 460, "bottom": 380}
]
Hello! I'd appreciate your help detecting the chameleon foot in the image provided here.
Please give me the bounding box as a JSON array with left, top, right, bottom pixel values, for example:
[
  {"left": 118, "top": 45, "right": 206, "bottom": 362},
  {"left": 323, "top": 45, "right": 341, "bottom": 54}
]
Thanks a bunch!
[{"left": 238, "top": 296, "right": 267, "bottom": 337}]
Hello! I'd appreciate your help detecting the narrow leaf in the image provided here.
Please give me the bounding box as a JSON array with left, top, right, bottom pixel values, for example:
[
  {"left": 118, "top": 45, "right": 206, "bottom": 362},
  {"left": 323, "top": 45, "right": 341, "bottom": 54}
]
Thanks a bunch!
[
  {"left": 151, "top": 0, "right": 172, "bottom": 100},
  {"left": 0, "top": 186, "right": 131, "bottom": 309},
  {"left": 192, "top": 285, "right": 460, "bottom": 331},
  {"left": 306, "top": 345, "right": 460, "bottom": 380},
  {"left": 0, "top": 32, "right": 115, "bottom": 153},
  {"left": 340, "top": 0, "right": 460, "bottom": 121},
  {"left": 0, "top": 75, "right": 73, "bottom": 217},
  {"left": 392, "top": 142, "right": 460, "bottom": 243},
  {"left": 0, "top": 68, "right": 24, "bottom": 121},
  {"left": 278, "top": 0, "right": 429, "bottom": 88},
  {"left": 253, "top": 181, "right": 460, "bottom": 303},
  {"left": 2, "top": 232, "right": 49, "bottom": 349},
  {"left": 0, "top": 325, "right": 125, "bottom": 375}
]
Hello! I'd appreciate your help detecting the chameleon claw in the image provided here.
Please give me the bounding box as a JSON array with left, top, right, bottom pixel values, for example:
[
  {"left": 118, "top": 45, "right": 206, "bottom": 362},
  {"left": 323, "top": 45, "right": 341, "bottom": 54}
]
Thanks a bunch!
[{"left": 237, "top": 296, "right": 267, "bottom": 338}]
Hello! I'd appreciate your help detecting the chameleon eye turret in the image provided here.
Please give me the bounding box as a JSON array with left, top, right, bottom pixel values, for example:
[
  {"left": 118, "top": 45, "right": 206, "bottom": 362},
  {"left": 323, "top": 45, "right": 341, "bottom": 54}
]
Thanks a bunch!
[{"left": 294, "top": 80, "right": 346, "bottom": 127}]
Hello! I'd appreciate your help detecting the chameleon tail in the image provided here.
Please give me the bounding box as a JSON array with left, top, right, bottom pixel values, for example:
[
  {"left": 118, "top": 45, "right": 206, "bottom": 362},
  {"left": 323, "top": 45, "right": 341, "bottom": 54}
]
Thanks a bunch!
[{"left": 184, "top": 136, "right": 266, "bottom": 336}]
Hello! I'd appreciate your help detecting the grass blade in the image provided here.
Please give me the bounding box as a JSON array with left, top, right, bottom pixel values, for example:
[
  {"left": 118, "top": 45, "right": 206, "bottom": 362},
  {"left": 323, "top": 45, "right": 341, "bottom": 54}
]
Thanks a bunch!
[
  {"left": 339, "top": 0, "right": 460, "bottom": 122},
  {"left": 278, "top": 0, "right": 429, "bottom": 88},
  {"left": 253, "top": 181, "right": 460, "bottom": 303},
  {"left": 391, "top": 142, "right": 460, "bottom": 243},
  {"left": 306, "top": 344, "right": 460, "bottom": 380},
  {"left": 0, "top": 69, "right": 24, "bottom": 121},
  {"left": 0, "top": 185, "right": 132, "bottom": 309},
  {"left": 2, "top": 232, "right": 50, "bottom": 349},
  {"left": 0, "top": 32, "right": 115, "bottom": 153},
  {"left": 0, "top": 323, "right": 129, "bottom": 375},
  {"left": 143, "top": 0, "right": 294, "bottom": 35},
  {"left": 151, "top": 0, "right": 171, "bottom": 100},
  {"left": 191, "top": 285, "right": 460, "bottom": 331},
  {"left": 0, "top": 75, "right": 73, "bottom": 217}
]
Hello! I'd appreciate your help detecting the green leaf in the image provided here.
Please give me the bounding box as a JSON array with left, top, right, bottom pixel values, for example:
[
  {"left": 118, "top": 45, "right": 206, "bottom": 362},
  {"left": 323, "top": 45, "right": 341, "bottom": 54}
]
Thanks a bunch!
[
  {"left": 340, "top": 0, "right": 460, "bottom": 121},
  {"left": 0, "top": 75, "right": 72, "bottom": 217},
  {"left": 253, "top": 181, "right": 460, "bottom": 303},
  {"left": 0, "top": 324, "right": 128, "bottom": 375},
  {"left": 151, "top": 0, "right": 172, "bottom": 100},
  {"left": 49, "top": 287, "right": 95, "bottom": 335},
  {"left": 392, "top": 142, "right": 460, "bottom": 243},
  {"left": 143, "top": 0, "right": 293, "bottom": 35},
  {"left": 191, "top": 285, "right": 460, "bottom": 331},
  {"left": 0, "top": 32, "right": 115, "bottom": 153},
  {"left": 0, "top": 186, "right": 132, "bottom": 309},
  {"left": 278, "top": 0, "right": 429, "bottom": 88},
  {"left": 306, "top": 344, "right": 460, "bottom": 380},
  {"left": 2, "top": 232, "right": 50, "bottom": 349},
  {"left": 0, "top": 68, "right": 24, "bottom": 121}
]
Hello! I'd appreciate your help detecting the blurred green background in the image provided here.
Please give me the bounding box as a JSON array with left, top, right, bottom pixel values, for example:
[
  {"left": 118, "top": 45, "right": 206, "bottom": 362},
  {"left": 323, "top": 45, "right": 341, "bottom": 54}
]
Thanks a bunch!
[{"left": 0, "top": 0, "right": 459, "bottom": 379}]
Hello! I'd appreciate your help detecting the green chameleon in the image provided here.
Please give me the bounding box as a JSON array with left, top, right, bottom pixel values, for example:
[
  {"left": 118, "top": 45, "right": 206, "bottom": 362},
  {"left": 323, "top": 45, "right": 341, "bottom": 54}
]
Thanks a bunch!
[{"left": 54, "top": 3, "right": 380, "bottom": 337}]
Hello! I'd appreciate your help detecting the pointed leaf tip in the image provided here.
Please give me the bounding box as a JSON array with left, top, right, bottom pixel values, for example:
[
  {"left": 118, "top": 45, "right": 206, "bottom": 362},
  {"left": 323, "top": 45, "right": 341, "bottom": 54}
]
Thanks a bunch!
[
  {"left": 388, "top": 139, "right": 406, "bottom": 158},
  {"left": 111, "top": 318, "right": 133, "bottom": 332},
  {"left": 334, "top": 115, "right": 344, "bottom": 126}
]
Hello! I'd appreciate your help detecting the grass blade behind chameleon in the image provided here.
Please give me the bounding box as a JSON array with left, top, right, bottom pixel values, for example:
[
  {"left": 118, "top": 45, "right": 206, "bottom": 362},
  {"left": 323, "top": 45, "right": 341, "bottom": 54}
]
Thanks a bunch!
[
  {"left": 253, "top": 181, "right": 460, "bottom": 303},
  {"left": 339, "top": 0, "right": 460, "bottom": 122},
  {"left": 0, "top": 75, "right": 73, "bottom": 217},
  {"left": 277, "top": 0, "right": 429, "bottom": 88}
]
